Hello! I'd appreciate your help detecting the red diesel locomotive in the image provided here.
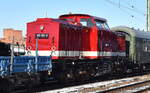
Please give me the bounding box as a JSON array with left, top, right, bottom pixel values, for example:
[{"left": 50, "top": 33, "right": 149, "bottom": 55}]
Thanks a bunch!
[{"left": 26, "top": 14, "right": 126, "bottom": 82}]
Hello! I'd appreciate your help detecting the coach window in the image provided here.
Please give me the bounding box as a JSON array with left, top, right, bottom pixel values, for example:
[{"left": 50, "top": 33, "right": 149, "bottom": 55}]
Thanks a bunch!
[
  {"left": 80, "top": 18, "right": 94, "bottom": 27},
  {"left": 144, "top": 46, "right": 148, "bottom": 52}
]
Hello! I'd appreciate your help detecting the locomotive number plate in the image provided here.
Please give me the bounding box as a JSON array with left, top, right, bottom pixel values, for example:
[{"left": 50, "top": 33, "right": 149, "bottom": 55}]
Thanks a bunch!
[{"left": 35, "top": 33, "right": 49, "bottom": 39}]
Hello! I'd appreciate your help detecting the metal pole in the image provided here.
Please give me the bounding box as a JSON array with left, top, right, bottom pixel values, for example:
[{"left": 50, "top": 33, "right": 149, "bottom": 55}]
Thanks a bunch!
[
  {"left": 119, "top": 0, "right": 120, "bottom": 8},
  {"left": 35, "top": 38, "right": 38, "bottom": 73},
  {"left": 147, "top": 0, "right": 150, "bottom": 32},
  {"left": 10, "top": 36, "right": 14, "bottom": 75}
]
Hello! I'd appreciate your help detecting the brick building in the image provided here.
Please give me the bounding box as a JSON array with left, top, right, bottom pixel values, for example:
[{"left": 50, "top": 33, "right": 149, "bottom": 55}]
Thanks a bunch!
[{"left": 0, "top": 28, "right": 25, "bottom": 45}]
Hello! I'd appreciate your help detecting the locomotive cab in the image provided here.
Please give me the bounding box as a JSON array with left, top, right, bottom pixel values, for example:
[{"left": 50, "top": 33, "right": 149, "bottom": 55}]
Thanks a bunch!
[
  {"left": 59, "top": 14, "right": 94, "bottom": 27},
  {"left": 59, "top": 14, "right": 110, "bottom": 30}
]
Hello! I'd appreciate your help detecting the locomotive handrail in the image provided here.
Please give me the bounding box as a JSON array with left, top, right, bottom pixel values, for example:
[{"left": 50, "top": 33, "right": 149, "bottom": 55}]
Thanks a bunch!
[
  {"left": 35, "top": 38, "right": 38, "bottom": 73},
  {"left": 10, "top": 37, "right": 15, "bottom": 75}
]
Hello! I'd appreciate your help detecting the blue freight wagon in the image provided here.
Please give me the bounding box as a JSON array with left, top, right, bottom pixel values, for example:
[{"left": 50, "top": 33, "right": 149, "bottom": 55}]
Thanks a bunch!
[{"left": 0, "top": 56, "right": 52, "bottom": 92}]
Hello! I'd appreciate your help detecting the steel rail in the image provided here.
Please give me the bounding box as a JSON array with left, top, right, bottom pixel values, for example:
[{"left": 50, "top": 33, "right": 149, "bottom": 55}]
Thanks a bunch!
[{"left": 97, "top": 80, "right": 150, "bottom": 93}]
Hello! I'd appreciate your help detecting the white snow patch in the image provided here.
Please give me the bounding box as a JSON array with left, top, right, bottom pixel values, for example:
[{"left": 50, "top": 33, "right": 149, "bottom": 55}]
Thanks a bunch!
[{"left": 41, "top": 77, "right": 135, "bottom": 93}]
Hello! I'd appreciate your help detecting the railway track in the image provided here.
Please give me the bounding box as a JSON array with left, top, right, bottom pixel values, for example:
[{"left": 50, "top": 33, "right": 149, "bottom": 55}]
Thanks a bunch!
[
  {"left": 41, "top": 74, "right": 150, "bottom": 93},
  {"left": 12, "top": 73, "right": 150, "bottom": 93},
  {"left": 98, "top": 80, "right": 150, "bottom": 93}
]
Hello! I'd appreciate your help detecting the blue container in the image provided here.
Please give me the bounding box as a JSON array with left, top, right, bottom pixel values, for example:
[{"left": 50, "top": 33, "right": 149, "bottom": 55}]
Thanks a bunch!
[{"left": 0, "top": 56, "right": 52, "bottom": 77}]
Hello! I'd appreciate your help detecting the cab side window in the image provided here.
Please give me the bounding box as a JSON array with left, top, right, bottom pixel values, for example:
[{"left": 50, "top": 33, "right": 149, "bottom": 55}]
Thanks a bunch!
[
  {"left": 62, "top": 18, "right": 74, "bottom": 22},
  {"left": 95, "top": 19, "right": 110, "bottom": 30},
  {"left": 80, "top": 18, "right": 94, "bottom": 27}
]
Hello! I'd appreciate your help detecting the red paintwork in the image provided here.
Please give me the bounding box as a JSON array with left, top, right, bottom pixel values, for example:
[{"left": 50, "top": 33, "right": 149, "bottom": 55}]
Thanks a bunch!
[
  {"left": 26, "top": 14, "right": 126, "bottom": 60},
  {"left": 27, "top": 18, "right": 59, "bottom": 50},
  {"left": 117, "top": 35, "right": 126, "bottom": 52}
]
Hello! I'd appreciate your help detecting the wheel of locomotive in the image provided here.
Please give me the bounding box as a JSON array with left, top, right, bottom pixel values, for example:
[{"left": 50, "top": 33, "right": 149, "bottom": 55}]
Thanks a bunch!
[
  {"left": 88, "top": 67, "right": 96, "bottom": 77},
  {"left": 59, "top": 69, "right": 75, "bottom": 83},
  {"left": 74, "top": 67, "right": 89, "bottom": 82}
]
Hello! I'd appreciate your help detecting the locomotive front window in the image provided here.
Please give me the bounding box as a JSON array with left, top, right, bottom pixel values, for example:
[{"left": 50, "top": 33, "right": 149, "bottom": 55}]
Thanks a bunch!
[
  {"left": 95, "top": 20, "right": 110, "bottom": 30},
  {"left": 80, "top": 18, "right": 94, "bottom": 27}
]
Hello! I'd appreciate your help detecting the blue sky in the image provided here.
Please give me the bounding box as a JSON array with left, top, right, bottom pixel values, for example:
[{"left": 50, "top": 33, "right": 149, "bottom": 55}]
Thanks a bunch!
[{"left": 0, "top": 0, "right": 146, "bottom": 37}]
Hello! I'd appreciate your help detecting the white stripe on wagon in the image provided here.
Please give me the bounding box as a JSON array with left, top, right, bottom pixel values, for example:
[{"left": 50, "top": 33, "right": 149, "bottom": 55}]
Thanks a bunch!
[{"left": 26, "top": 50, "right": 126, "bottom": 57}]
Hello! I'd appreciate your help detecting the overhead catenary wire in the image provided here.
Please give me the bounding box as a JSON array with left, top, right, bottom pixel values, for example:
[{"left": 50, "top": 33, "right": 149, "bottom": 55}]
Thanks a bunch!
[
  {"left": 118, "top": 5, "right": 145, "bottom": 23},
  {"left": 104, "top": 0, "right": 145, "bottom": 20},
  {"left": 105, "top": 0, "right": 145, "bottom": 16},
  {"left": 123, "top": 0, "right": 146, "bottom": 16},
  {"left": 104, "top": 0, "right": 146, "bottom": 29}
]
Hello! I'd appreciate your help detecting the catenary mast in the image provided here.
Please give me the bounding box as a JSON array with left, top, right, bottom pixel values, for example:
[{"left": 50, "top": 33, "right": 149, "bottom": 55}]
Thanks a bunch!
[{"left": 147, "top": 0, "right": 150, "bottom": 31}]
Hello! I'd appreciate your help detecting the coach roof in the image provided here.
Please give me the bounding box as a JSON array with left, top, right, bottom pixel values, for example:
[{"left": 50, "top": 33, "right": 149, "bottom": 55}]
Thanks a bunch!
[{"left": 111, "top": 26, "right": 150, "bottom": 39}]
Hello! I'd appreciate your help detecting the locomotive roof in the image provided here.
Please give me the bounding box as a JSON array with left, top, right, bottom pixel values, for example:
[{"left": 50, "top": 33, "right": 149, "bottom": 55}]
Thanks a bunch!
[
  {"left": 60, "top": 14, "right": 91, "bottom": 17},
  {"left": 59, "top": 14, "right": 107, "bottom": 22},
  {"left": 111, "top": 26, "right": 150, "bottom": 40}
]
